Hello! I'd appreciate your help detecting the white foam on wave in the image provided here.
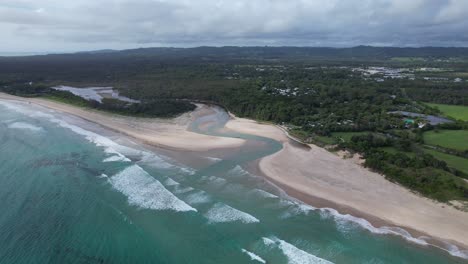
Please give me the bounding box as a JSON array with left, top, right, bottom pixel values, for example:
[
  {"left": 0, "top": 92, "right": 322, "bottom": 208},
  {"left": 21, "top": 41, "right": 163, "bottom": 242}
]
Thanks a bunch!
[
  {"left": 442, "top": 243, "right": 468, "bottom": 259},
  {"left": 52, "top": 117, "right": 197, "bottom": 174},
  {"left": 322, "top": 206, "right": 468, "bottom": 259},
  {"left": 319, "top": 207, "right": 429, "bottom": 246},
  {"left": 279, "top": 200, "right": 316, "bottom": 219},
  {"left": 98, "top": 173, "right": 108, "bottom": 178},
  {"left": 279, "top": 198, "right": 468, "bottom": 260},
  {"left": 2, "top": 100, "right": 196, "bottom": 176},
  {"left": 204, "top": 202, "right": 259, "bottom": 224},
  {"left": 108, "top": 165, "right": 196, "bottom": 212},
  {"left": 250, "top": 189, "right": 279, "bottom": 199},
  {"left": 241, "top": 249, "right": 266, "bottom": 263},
  {"left": 204, "top": 156, "right": 222, "bottom": 162},
  {"left": 1, "top": 102, "right": 174, "bottom": 169},
  {"left": 139, "top": 151, "right": 196, "bottom": 175},
  {"left": 227, "top": 165, "right": 250, "bottom": 177},
  {"left": 8, "top": 122, "right": 43, "bottom": 132},
  {"left": 200, "top": 175, "right": 228, "bottom": 188},
  {"left": 164, "top": 178, "right": 180, "bottom": 186},
  {"left": 103, "top": 155, "right": 131, "bottom": 162},
  {"left": 49, "top": 117, "right": 141, "bottom": 162},
  {"left": 47, "top": 117, "right": 189, "bottom": 172},
  {"left": 173, "top": 185, "right": 195, "bottom": 194},
  {"left": 179, "top": 167, "right": 196, "bottom": 175},
  {"left": 262, "top": 237, "right": 333, "bottom": 264},
  {"left": 0, "top": 100, "right": 54, "bottom": 119},
  {"left": 138, "top": 151, "right": 174, "bottom": 169},
  {"left": 280, "top": 200, "right": 430, "bottom": 247},
  {"left": 184, "top": 191, "right": 212, "bottom": 205}
]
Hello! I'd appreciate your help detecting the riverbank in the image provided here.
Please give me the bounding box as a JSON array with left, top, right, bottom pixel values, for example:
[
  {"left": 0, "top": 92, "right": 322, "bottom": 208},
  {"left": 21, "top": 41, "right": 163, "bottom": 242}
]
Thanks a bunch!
[
  {"left": 225, "top": 116, "right": 468, "bottom": 253},
  {"left": 0, "top": 93, "right": 245, "bottom": 152}
]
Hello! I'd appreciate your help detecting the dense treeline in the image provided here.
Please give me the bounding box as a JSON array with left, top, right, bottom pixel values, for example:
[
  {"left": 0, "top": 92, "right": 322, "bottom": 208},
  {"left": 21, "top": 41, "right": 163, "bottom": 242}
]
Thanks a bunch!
[
  {"left": 99, "top": 98, "right": 195, "bottom": 117},
  {"left": 0, "top": 84, "right": 195, "bottom": 118},
  {"left": 113, "top": 66, "right": 409, "bottom": 136}
]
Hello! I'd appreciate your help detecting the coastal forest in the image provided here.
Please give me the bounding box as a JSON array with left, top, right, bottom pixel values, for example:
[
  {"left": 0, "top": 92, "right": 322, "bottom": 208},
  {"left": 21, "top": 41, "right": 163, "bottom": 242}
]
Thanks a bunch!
[{"left": 1, "top": 46, "right": 468, "bottom": 204}]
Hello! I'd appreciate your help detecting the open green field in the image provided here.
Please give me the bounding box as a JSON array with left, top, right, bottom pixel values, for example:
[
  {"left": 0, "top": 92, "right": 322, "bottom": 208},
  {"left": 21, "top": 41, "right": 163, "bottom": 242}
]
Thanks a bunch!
[
  {"left": 425, "top": 103, "right": 468, "bottom": 121},
  {"left": 314, "top": 135, "right": 336, "bottom": 145},
  {"left": 423, "top": 148, "right": 468, "bottom": 176},
  {"left": 312, "top": 131, "right": 371, "bottom": 145},
  {"left": 423, "top": 130, "right": 468, "bottom": 151}
]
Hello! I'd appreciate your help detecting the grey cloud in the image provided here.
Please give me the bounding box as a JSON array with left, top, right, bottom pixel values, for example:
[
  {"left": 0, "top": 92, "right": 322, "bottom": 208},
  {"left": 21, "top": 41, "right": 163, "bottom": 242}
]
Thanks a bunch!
[{"left": 1, "top": 0, "right": 468, "bottom": 52}]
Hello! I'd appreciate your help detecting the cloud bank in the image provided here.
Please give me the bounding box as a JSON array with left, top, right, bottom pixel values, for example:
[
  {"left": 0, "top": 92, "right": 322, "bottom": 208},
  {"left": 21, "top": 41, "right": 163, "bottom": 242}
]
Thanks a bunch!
[{"left": 1, "top": 0, "right": 468, "bottom": 52}]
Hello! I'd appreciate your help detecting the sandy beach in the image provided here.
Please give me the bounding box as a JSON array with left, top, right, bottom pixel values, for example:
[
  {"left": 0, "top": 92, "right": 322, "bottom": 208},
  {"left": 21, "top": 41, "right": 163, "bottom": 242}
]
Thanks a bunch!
[
  {"left": 0, "top": 93, "right": 245, "bottom": 152},
  {"left": 226, "top": 116, "right": 468, "bottom": 250},
  {"left": 2, "top": 92, "right": 468, "bottom": 251}
]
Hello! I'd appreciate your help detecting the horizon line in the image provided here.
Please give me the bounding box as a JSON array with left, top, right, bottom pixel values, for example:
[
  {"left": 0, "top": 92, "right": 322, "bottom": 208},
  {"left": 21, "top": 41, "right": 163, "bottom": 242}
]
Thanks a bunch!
[{"left": 2, "top": 45, "right": 468, "bottom": 57}]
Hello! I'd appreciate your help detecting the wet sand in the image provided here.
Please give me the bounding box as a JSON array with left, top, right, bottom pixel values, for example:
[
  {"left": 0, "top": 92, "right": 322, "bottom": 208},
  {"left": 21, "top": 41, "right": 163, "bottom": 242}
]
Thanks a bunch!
[
  {"left": 226, "top": 116, "right": 468, "bottom": 250},
  {"left": 0, "top": 93, "right": 245, "bottom": 152}
]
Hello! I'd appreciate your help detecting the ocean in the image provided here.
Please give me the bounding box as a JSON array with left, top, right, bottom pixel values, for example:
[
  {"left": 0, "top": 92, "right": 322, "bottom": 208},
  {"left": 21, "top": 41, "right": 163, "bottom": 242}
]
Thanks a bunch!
[{"left": 0, "top": 99, "right": 466, "bottom": 264}]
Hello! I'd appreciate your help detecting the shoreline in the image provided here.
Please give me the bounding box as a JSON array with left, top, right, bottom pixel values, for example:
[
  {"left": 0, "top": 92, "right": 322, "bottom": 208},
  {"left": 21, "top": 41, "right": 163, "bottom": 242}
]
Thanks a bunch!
[
  {"left": 0, "top": 93, "right": 245, "bottom": 152},
  {"left": 2, "top": 93, "right": 468, "bottom": 258},
  {"left": 247, "top": 159, "right": 467, "bottom": 258},
  {"left": 225, "top": 116, "right": 468, "bottom": 256}
]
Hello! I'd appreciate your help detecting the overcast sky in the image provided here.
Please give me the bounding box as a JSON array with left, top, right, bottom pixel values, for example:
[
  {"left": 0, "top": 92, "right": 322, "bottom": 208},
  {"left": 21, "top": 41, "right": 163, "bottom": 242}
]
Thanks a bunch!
[{"left": 1, "top": 0, "right": 468, "bottom": 53}]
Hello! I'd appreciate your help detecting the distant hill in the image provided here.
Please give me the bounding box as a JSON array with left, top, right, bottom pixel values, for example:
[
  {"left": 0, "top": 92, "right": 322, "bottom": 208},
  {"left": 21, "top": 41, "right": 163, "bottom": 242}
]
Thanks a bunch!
[
  {"left": 2, "top": 46, "right": 468, "bottom": 61},
  {"left": 74, "top": 49, "right": 118, "bottom": 54},
  {"left": 1, "top": 45, "right": 468, "bottom": 84},
  {"left": 99, "top": 46, "right": 468, "bottom": 60}
]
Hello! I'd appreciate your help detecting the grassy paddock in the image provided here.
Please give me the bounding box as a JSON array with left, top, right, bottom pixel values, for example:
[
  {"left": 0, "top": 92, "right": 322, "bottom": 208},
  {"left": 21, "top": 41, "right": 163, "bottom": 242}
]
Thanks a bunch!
[
  {"left": 423, "top": 130, "right": 468, "bottom": 151},
  {"left": 331, "top": 131, "right": 371, "bottom": 142},
  {"left": 314, "top": 135, "right": 337, "bottom": 145},
  {"left": 425, "top": 103, "right": 468, "bottom": 121},
  {"left": 312, "top": 131, "right": 371, "bottom": 145},
  {"left": 423, "top": 148, "right": 468, "bottom": 175}
]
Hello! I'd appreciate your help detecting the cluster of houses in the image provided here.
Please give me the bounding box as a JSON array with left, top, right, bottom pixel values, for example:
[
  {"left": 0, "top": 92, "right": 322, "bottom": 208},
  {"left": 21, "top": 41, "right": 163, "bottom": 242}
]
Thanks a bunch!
[
  {"left": 352, "top": 67, "right": 415, "bottom": 81},
  {"left": 261, "top": 86, "right": 318, "bottom": 97},
  {"left": 388, "top": 111, "right": 453, "bottom": 129},
  {"left": 353, "top": 66, "right": 465, "bottom": 83}
]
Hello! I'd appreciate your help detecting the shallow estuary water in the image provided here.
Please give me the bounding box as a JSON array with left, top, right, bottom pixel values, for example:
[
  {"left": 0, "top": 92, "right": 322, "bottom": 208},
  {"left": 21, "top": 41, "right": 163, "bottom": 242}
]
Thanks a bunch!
[{"left": 0, "top": 100, "right": 466, "bottom": 263}]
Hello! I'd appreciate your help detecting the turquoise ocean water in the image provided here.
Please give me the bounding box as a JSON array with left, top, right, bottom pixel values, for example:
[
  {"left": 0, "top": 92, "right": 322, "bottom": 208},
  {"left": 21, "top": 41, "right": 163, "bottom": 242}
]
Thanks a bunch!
[{"left": 0, "top": 100, "right": 467, "bottom": 264}]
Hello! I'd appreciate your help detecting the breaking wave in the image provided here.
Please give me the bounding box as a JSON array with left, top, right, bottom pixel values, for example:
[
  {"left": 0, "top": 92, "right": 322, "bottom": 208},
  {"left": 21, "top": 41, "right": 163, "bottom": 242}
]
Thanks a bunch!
[
  {"left": 204, "top": 202, "right": 259, "bottom": 224},
  {"left": 8, "top": 122, "right": 44, "bottom": 132},
  {"left": 279, "top": 198, "right": 468, "bottom": 259},
  {"left": 184, "top": 191, "right": 212, "bottom": 205},
  {"left": 242, "top": 249, "right": 266, "bottom": 263},
  {"left": 103, "top": 155, "right": 131, "bottom": 162},
  {"left": 108, "top": 165, "right": 196, "bottom": 212},
  {"left": 262, "top": 237, "right": 333, "bottom": 264}
]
